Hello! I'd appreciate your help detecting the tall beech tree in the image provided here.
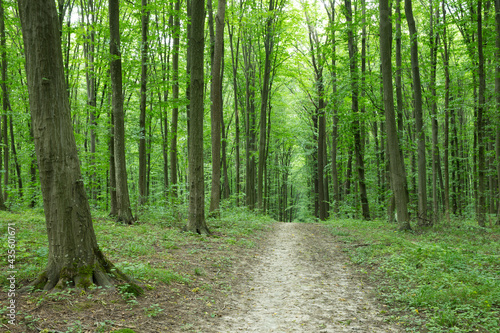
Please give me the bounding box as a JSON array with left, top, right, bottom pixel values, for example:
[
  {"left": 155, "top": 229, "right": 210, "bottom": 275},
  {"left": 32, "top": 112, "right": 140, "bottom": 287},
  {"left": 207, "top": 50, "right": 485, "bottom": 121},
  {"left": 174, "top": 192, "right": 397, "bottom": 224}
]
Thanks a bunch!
[
  {"left": 379, "top": 0, "right": 411, "bottom": 230},
  {"left": 138, "top": 0, "right": 150, "bottom": 207},
  {"left": 109, "top": 0, "right": 134, "bottom": 224},
  {"left": 17, "top": 0, "right": 139, "bottom": 291},
  {"left": 345, "top": 0, "right": 370, "bottom": 220},
  {"left": 186, "top": 0, "right": 210, "bottom": 234},
  {"left": 209, "top": 0, "right": 226, "bottom": 215},
  {"left": 405, "top": 0, "right": 428, "bottom": 225}
]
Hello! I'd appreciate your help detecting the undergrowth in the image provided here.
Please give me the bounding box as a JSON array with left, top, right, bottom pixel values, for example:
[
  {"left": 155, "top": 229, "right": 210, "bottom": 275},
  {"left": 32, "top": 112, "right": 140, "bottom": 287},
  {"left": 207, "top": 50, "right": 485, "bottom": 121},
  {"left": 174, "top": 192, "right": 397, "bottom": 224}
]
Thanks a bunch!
[
  {"left": 0, "top": 205, "right": 273, "bottom": 291},
  {"left": 324, "top": 218, "right": 500, "bottom": 332}
]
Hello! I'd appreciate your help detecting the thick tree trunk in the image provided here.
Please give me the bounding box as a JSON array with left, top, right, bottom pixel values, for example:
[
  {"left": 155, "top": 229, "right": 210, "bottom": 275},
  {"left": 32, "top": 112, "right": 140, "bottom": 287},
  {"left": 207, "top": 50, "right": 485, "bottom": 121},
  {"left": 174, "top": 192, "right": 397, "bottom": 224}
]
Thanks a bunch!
[
  {"left": 186, "top": 0, "right": 210, "bottom": 234},
  {"left": 405, "top": 0, "right": 428, "bottom": 225},
  {"left": 109, "top": 0, "right": 134, "bottom": 224},
  {"left": 18, "top": 0, "right": 139, "bottom": 292},
  {"left": 380, "top": 0, "right": 411, "bottom": 230},
  {"left": 209, "top": 0, "right": 226, "bottom": 215}
]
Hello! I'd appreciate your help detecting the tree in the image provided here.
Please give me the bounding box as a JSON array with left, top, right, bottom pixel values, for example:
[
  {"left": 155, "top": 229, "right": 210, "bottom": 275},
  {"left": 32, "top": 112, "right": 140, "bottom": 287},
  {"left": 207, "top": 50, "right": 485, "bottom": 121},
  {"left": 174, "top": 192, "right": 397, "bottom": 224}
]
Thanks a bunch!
[
  {"left": 405, "top": 0, "right": 428, "bottom": 226},
  {"left": 170, "top": 0, "right": 180, "bottom": 199},
  {"left": 209, "top": 0, "right": 226, "bottom": 215},
  {"left": 138, "top": 0, "right": 150, "bottom": 207},
  {"left": 345, "top": 0, "right": 370, "bottom": 220},
  {"left": 17, "top": 0, "right": 139, "bottom": 292},
  {"left": 0, "top": 0, "right": 9, "bottom": 211},
  {"left": 477, "top": 0, "right": 486, "bottom": 227},
  {"left": 379, "top": 0, "right": 411, "bottom": 230},
  {"left": 186, "top": 0, "right": 210, "bottom": 234},
  {"left": 109, "top": 0, "right": 134, "bottom": 224}
]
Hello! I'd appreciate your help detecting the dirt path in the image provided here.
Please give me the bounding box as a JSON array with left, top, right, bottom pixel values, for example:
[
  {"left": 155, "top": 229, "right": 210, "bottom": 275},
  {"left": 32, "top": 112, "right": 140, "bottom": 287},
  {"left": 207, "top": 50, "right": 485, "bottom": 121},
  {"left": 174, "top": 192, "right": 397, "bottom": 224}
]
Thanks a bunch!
[{"left": 210, "top": 222, "right": 400, "bottom": 332}]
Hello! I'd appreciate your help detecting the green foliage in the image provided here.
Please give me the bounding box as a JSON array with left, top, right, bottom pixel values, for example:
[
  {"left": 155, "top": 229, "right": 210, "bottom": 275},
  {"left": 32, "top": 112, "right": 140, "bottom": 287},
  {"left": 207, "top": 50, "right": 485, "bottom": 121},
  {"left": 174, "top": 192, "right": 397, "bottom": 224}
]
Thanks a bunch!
[{"left": 324, "top": 218, "right": 500, "bottom": 332}]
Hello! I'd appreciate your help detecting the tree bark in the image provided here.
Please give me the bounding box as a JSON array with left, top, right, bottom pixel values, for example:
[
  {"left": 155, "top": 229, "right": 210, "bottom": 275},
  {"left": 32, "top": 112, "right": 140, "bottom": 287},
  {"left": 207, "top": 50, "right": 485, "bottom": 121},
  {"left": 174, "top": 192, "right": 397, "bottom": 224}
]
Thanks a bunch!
[
  {"left": 209, "top": 0, "right": 226, "bottom": 215},
  {"left": 18, "top": 0, "right": 139, "bottom": 292},
  {"left": 405, "top": 0, "right": 428, "bottom": 225},
  {"left": 345, "top": 0, "right": 370, "bottom": 220},
  {"left": 138, "top": 0, "right": 149, "bottom": 207},
  {"left": 186, "top": 0, "right": 210, "bottom": 234},
  {"left": 380, "top": 0, "right": 411, "bottom": 230},
  {"left": 477, "top": 0, "right": 487, "bottom": 227},
  {"left": 495, "top": 0, "right": 500, "bottom": 224},
  {"left": 170, "top": 0, "right": 180, "bottom": 199},
  {"left": 109, "top": 0, "right": 134, "bottom": 224},
  {"left": 442, "top": 0, "right": 451, "bottom": 223}
]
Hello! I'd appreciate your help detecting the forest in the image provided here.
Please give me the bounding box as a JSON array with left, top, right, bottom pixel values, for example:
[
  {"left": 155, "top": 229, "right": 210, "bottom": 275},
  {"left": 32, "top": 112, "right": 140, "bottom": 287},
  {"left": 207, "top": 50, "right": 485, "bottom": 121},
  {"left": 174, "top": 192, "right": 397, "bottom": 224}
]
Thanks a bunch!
[{"left": 0, "top": 0, "right": 499, "bottom": 332}]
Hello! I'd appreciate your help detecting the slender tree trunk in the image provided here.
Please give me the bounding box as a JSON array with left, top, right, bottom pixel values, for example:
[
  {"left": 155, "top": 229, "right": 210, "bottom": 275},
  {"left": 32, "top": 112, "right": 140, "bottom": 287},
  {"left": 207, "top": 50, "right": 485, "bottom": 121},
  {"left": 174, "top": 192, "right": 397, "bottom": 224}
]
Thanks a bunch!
[
  {"left": 228, "top": 18, "right": 241, "bottom": 205},
  {"left": 170, "top": 0, "right": 180, "bottom": 199},
  {"left": 186, "top": 0, "right": 210, "bottom": 234},
  {"left": 405, "top": 0, "right": 428, "bottom": 225},
  {"left": 0, "top": 0, "right": 8, "bottom": 210},
  {"left": 209, "top": 0, "right": 226, "bottom": 215},
  {"left": 109, "top": 0, "right": 134, "bottom": 224},
  {"left": 138, "top": 0, "right": 149, "bottom": 207},
  {"left": 257, "top": 0, "right": 275, "bottom": 210},
  {"left": 345, "top": 0, "right": 370, "bottom": 220},
  {"left": 430, "top": 0, "right": 440, "bottom": 222},
  {"left": 477, "top": 0, "right": 487, "bottom": 227},
  {"left": 380, "top": 0, "right": 411, "bottom": 230},
  {"left": 442, "top": 0, "right": 451, "bottom": 223},
  {"left": 18, "top": 0, "right": 138, "bottom": 292},
  {"left": 495, "top": 0, "right": 500, "bottom": 224},
  {"left": 327, "top": 0, "right": 339, "bottom": 215}
]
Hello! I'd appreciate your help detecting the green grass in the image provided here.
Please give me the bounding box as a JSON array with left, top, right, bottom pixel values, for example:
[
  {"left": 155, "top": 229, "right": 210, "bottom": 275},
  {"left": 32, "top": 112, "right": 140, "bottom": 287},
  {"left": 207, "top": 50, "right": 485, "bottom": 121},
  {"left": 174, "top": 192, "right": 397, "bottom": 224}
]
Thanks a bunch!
[
  {"left": 0, "top": 205, "right": 274, "bottom": 291},
  {"left": 323, "top": 218, "right": 500, "bottom": 332}
]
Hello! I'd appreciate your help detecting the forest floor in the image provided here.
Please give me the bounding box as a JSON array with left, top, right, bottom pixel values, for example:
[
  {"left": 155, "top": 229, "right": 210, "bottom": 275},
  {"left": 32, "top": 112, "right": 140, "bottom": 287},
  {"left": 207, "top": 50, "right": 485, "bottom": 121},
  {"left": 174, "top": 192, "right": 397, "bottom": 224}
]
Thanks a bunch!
[
  {"left": 2, "top": 211, "right": 498, "bottom": 332},
  {"left": 1, "top": 213, "right": 400, "bottom": 333}
]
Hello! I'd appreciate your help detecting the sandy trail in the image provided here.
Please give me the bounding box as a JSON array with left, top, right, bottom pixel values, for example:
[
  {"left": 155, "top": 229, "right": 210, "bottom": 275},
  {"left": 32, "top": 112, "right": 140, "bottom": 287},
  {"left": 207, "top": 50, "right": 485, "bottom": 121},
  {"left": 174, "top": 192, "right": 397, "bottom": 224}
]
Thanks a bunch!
[{"left": 213, "top": 222, "right": 400, "bottom": 332}]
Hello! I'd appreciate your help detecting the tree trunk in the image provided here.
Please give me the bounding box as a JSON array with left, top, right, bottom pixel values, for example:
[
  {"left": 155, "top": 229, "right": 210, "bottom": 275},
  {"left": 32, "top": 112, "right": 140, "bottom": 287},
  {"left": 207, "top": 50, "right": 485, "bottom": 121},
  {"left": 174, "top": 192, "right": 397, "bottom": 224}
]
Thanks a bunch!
[
  {"left": 138, "top": 0, "right": 149, "bottom": 207},
  {"left": 345, "top": 0, "right": 370, "bottom": 220},
  {"left": 1, "top": 0, "right": 8, "bottom": 205},
  {"left": 18, "top": 0, "right": 139, "bottom": 292},
  {"left": 380, "top": 0, "right": 411, "bottom": 230},
  {"left": 170, "top": 0, "right": 180, "bottom": 199},
  {"left": 186, "top": 0, "right": 210, "bottom": 234},
  {"left": 109, "top": 0, "right": 134, "bottom": 224},
  {"left": 477, "top": 0, "right": 487, "bottom": 227},
  {"left": 257, "top": 0, "right": 275, "bottom": 210},
  {"left": 495, "top": 0, "right": 500, "bottom": 224},
  {"left": 405, "top": 0, "right": 428, "bottom": 225},
  {"left": 209, "top": 0, "right": 226, "bottom": 215},
  {"left": 429, "top": 0, "right": 440, "bottom": 222},
  {"left": 442, "top": 0, "right": 451, "bottom": 223}
]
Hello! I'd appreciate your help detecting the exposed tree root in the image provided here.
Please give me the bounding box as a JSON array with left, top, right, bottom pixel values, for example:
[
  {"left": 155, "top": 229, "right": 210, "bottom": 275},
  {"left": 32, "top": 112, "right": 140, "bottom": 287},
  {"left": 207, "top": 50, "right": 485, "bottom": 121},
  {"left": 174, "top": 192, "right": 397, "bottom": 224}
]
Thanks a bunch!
[{"left": 20, "top": 249, "right": 142, "bottom": 295}]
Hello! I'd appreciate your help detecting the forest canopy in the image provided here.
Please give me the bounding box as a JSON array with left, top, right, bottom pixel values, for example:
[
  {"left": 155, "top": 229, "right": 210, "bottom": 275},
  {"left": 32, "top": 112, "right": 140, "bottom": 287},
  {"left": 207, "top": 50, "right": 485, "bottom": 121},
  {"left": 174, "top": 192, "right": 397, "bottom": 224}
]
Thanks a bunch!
[{"left": 0, "top": 0, "right": 499, "bottom": 227}]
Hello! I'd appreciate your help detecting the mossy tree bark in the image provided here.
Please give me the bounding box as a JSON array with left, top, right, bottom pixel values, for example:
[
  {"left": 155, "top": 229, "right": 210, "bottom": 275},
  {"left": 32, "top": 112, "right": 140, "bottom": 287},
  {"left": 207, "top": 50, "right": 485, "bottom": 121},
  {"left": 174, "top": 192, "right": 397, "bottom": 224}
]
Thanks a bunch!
[{"left": 18, "top": 0, "right": 140, "bottom": 292}]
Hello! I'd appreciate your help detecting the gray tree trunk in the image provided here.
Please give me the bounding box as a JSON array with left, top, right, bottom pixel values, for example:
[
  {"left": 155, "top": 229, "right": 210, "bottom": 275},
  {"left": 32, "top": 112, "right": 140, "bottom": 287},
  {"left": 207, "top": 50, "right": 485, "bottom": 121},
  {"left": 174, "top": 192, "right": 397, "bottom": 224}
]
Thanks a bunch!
[
  {"left": 209, "top": 0, "right": 226, "bottom": 215},
  {"left": 109, "top": 0, "right": 134, "bottom": 224},
  {"left": 405, "top": 0, "right": 428, "bottom": 225},
  {"left": 186, "top": 0, "right": 210, "bottom": 234},
  {"left": 379, "top": 0, "right": 411, "bottom": 230},
  {"left": 138, "top": 0, "right": 149, "bottom": 207}
]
